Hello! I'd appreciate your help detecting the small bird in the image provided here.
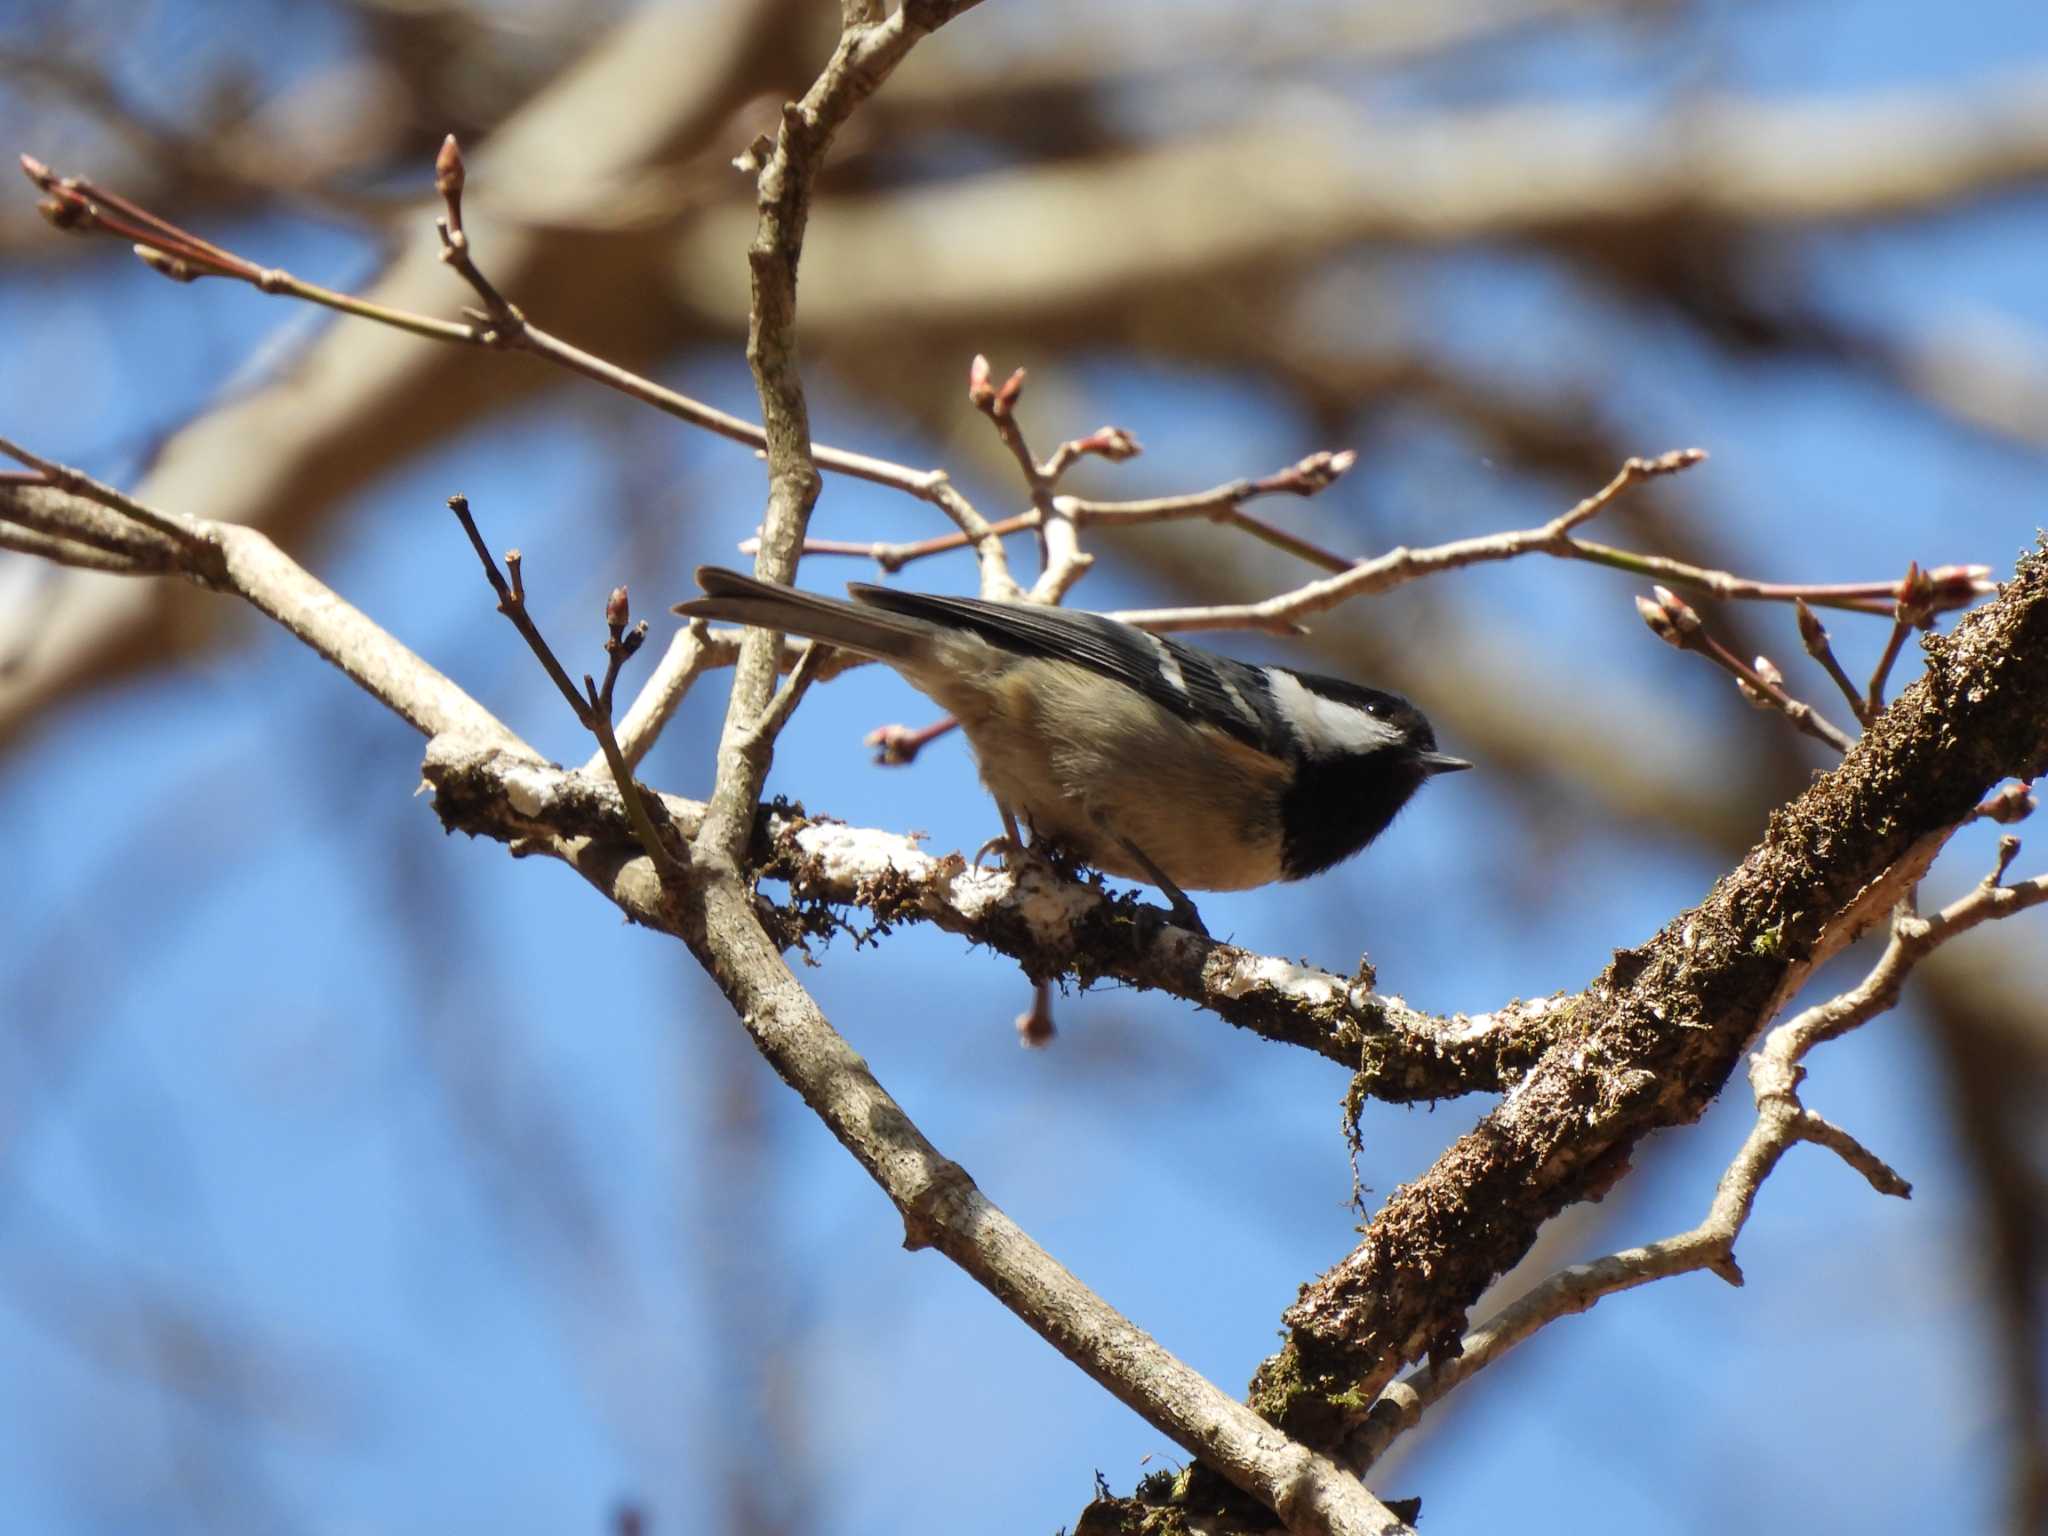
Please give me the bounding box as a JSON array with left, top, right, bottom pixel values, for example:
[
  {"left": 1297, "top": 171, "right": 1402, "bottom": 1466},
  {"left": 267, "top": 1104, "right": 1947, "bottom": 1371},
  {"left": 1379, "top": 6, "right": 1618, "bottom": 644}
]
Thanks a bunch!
[{"left": 675, "top": 566, "right": 1469, "bottom": 935}]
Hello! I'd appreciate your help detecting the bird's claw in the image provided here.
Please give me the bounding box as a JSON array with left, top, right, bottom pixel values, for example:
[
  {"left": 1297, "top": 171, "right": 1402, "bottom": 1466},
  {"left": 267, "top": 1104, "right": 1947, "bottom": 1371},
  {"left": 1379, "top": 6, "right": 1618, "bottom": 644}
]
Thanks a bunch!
[
  {"left": 973, "top": 833, "right": 1024, "bottom": 870},
  {"left": 1163, "top": 893, "right": 1210, "bottom": 939}
]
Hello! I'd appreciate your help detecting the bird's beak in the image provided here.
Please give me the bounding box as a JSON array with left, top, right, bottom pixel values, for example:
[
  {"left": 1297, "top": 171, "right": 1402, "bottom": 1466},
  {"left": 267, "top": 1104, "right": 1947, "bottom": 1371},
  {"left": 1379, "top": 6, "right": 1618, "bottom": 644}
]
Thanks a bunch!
[{"left": 1418, "top": 752, "right": 1473, "bottom": 775}]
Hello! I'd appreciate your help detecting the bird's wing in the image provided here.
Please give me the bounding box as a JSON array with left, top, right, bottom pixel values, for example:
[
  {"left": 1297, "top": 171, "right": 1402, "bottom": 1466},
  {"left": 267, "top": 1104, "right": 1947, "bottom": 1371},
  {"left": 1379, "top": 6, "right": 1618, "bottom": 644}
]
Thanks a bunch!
[{"left": 848, "top": 584, "right": 1284, "bottom": 751}]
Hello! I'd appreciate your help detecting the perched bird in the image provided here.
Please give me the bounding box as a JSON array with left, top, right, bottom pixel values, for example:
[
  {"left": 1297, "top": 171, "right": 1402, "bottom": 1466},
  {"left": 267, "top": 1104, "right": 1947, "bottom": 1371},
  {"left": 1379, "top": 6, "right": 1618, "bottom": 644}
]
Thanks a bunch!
[{"left": 675, "top": 566, "right": 1469, "bottom": 934}]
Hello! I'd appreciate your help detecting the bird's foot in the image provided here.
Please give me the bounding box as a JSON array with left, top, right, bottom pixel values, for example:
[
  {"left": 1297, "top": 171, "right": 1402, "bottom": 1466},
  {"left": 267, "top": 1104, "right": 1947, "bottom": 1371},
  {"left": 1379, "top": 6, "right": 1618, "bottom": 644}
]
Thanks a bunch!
[
  {"left": 972, "top": 832, "right": 1025, "bottom": 870},
  {"left": 1159, "top": 889, "right": 1211, "bottom": 940}
]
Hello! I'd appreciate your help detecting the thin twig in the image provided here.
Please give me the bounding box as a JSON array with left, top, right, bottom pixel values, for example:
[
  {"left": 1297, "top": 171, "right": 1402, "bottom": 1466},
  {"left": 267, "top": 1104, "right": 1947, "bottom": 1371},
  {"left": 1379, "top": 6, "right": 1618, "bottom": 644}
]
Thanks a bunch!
[
  {"left": 740, "top": 642, "right": 827, "bottom": 753},
  {"left": 741, "top": 514, "right": 1040, "bottom": 574},
  {"left": 445, "top": 496, "right": 588, "bottom": 720},
  {"left": 430, "top": 136, "right": 522, "bottom": 327},
  {"left": 445, "top": 496, "right": 680, "bottom": 875},
  {"left": 1057, "top": 447, "right": 1359, "bottom": 570},
  {"left": 756, "top": 447, "right": 1364, "bottom": 575},
  {"left": 1113, "top": 449, "right": 1711, "bottom": 634},
  {"left": 1567, "top": 545, "right": 1986, "bottom": 616},
  {"left": 1795, "top": 598, "right": 1873, "bottom": 728},
  {"left": 0, "top": 481, "right": 182, "bottom": 571},
  {"left": 970, "top": 354, "right": 1093, "bottom": 601},
  {"left": 18, "top": 153, "right": 1018, "bottom": 598},
  {"left": 1865, "top": 560, "right": 1939, "bottom": 719},
  {"left": 1039, "top": 424, "right": 1141, "bottom": 482},
  {"left": 0, "top": 430, "right": 215, "bottom": 552},
  {"left": 583, "top": 668, "right": 679, "bottom": 881},
  {"left": 1638, "top": 584, "right": 1857, "bottom": 753},
  {"left": 771, "top": 441, "right": 1987, "bottom": 644},
  {"left": 26, "top": 152, "right": 1995, "bottom": 645},
  {"left": 0, "top": 518, "right": 155, "bottom": 573},
  {"left": 604, "top": 621, "right": 715, "bottom": 773}
]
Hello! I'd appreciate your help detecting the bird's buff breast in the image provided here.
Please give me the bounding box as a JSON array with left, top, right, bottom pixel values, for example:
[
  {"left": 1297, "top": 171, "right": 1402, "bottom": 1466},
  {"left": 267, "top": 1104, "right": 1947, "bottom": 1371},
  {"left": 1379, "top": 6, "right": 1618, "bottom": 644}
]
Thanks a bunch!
[{"left": 913, "top": 652, "right": 1290, "bottom": 891}]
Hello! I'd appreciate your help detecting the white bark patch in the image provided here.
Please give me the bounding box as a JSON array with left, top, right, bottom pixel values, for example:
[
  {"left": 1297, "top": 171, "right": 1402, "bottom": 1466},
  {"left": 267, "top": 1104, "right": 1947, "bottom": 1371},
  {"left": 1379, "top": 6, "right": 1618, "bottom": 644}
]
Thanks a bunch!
[{"left": 1212, "top": 952, "right": 1344, "bottom": 1007}]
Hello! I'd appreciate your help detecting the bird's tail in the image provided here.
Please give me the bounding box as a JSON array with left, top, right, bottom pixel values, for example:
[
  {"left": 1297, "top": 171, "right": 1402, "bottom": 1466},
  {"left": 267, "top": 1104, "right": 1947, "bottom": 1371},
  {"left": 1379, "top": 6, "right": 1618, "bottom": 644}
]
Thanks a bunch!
[{"left": 672, "top": 566, "right": 937, "bottom": 663}]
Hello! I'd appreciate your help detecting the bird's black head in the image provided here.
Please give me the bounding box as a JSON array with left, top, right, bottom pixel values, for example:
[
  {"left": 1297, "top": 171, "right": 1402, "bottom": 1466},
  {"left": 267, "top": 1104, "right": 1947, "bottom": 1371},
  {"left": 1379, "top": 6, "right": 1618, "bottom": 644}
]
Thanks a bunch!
[{"left": 1271, "top": 670, "right": 1470, "bottom": 881}]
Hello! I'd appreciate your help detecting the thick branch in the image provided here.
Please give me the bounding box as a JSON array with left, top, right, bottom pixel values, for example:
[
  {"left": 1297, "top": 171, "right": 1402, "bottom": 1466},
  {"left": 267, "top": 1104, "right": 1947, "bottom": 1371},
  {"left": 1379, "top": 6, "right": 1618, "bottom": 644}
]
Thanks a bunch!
[
  {"left": 417, "top": 732, "right": 1410, "bottom": 1533},
  {"left": 420, "top": 737, "right": 1547, "bottom": 1100},
  {"left": 1246, "top": 540, "right": 2048, "bottom": 1469},
  {"left": 1, "top": 479, "right": 528, "bottom": 753},
  {"left": 682, "top": 874, "right": 1413, "bottom": 1536},
  {"left": 1352, "top": 860, "right": 2048, "bottom": 1467},
  {"left": 703, "top": 2, "right": 989, "bottom": 861}
]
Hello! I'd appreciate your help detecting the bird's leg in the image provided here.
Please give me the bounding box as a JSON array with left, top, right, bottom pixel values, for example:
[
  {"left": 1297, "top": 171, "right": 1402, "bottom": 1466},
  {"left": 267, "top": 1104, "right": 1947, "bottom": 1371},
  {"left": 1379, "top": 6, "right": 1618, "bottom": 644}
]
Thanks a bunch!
[
  {"left": 973, "top": 801, "right": 1028, "bottom": 869},
  {"left": 1115, "top": 835, "right": 1210, "bottom": 938}
]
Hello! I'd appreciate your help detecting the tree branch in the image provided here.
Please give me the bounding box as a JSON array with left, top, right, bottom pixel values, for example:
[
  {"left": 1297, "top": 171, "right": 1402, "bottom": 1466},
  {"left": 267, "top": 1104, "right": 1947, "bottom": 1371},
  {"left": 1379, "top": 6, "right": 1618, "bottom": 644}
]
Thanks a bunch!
[
  {"left": 421, "top": 736, "right": 1550, "bottom": 1099},
  {"left": 0, "top": 475, "right": 527, "bottom": 753},
  {"left": 1353, "top": 856, "right": 2048, "bottom": 1467},
  {"left": 1239, "top": 539, "right": 2048, "bottom": 1473},
  {"left": 700, "top": 1, "right": 994, "bottom": 863}
]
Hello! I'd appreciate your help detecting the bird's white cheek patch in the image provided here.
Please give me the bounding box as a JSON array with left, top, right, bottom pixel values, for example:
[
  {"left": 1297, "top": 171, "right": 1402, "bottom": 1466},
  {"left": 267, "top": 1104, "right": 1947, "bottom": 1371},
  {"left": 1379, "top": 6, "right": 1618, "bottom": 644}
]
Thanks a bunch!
[{"left": 1262, "top": 667, "right": 1403, "bottom": 755}]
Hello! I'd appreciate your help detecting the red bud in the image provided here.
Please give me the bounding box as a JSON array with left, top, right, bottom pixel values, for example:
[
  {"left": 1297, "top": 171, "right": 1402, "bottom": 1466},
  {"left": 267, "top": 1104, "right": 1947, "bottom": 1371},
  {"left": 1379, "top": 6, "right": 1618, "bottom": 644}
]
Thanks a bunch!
[
  {"left": 1794, "top": 598, "right": 1828, "bottom": 655},
  {"left": 134, "top": 245, "right": 198, "bottom": 282},
  {"left": 1076, "top": 426, "right": 1141, "bottom": 461},
  {"left": 993, "top": 366, "right": 1026, "bottom": 418},
  {"left": 37, "top": 195, "right": 86, "bottom": 231},
  {"left": 1652, "top": 585, "right": 1701, "bottom": 635},
  {"left": 435, "top": 135, "right": 466, "bottom": 200},
  {"left": 1635, "top": 593, "right": 1681, "bottom": 647}
]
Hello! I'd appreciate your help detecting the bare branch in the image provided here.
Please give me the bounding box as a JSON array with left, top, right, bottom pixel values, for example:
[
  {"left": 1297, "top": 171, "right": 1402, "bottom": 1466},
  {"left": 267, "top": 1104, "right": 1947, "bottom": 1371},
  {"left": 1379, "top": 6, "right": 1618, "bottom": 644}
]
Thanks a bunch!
[
  {"left": 1795, "top": 597, "right": 1874, "bottom": 728},
  {"left": 595, "top": 623, "right": 861, "bottom": 775},
  {"left": 1115, "top": 450, "right": 1709, "bottom": 633},
  {"left": 605, "top": 619, "right": 718, "bottom": 773},
  {"left": 1236, "top": 539, "right": 2048, "bottom": 1474},
  {"left": 0, "top": 463, "right": 524, "bottom": 751},
  {"left": 740, "top": 643, "right": 827, "bottom": 755},
  {"left": 444, "top": 494, "right": 590, "bottom": 723},
  {"left": 968, "top": 354, "right": 1094, "bottom": 600},
  {"left": 1637, "top": 583, "right": 1858, "bottom": 753},
  {"left": 0, "top": 518, "right": 161, "bottom": 574},
  {"left": 425, "top": 738, "right": 1554, "bottom": 1096},
  {"left": 700, "top": 3, "right": 1009, "bottom": 865},
  {"left": 445, "top": 495, "right": 679, "bottom": 877},
  {"left": 423, "top": 729, "right": 1422, "bottom": 1534},
  {"left": 765, "top": 448, "right": 1362, "bottom": 577},
  {"left": 1353, "top": 852, "right": 2048, "bottom": 1467},
  {"left": 0, "top": 481, "right": 182, "bottom": 574},
  {"left": 18, "top": 151, "right": 1020, "bottom": 605},
  {"left": 1865, "top": 560, "right": 1941, "bottom": 719}
]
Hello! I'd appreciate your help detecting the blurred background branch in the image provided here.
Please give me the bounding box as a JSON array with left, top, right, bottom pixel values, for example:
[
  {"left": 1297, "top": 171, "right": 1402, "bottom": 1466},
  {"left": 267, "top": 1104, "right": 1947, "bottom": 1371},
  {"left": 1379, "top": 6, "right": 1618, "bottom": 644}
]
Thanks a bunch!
[{"left": 3, "top": 1, "right": 2046, "bottom": 1533}]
